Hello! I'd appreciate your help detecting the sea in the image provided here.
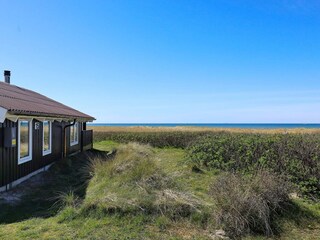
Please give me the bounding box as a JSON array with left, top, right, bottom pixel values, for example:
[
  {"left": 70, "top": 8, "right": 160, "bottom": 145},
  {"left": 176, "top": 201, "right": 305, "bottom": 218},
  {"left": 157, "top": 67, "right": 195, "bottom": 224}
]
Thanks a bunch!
[{"left": 87, "top": 123, "right": 320, "bottom": 129}]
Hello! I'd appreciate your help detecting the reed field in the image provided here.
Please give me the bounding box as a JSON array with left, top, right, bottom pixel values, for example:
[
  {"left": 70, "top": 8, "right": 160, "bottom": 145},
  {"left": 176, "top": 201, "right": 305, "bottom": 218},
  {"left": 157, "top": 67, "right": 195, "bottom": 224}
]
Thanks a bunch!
[{"left": 88, "top": 125, "right": 320, "bottom": 134}]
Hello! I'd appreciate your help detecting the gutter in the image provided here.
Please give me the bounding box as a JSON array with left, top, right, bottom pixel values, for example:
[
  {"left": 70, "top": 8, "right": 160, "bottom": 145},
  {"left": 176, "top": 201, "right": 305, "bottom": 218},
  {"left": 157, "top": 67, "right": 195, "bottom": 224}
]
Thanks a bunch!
[{"left": 62, "top": 119, "right": 76, "bottom": 158}]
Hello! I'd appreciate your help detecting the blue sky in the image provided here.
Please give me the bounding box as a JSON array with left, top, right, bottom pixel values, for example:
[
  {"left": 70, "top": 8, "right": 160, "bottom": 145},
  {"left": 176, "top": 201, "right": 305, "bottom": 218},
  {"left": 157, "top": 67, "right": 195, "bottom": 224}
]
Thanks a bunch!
[{"left": 1, "top": 0, "right": 320, "bottom": 123}]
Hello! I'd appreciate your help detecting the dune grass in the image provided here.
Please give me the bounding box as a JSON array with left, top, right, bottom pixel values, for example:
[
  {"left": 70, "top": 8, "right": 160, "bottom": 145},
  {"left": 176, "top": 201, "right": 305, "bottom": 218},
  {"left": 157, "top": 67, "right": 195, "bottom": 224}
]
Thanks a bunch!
[
  {"left": 0, "top": 142, "right": 215, "bottom": 240},
  {"left": 0, "top": 141, "right": 319, "bottom": 239}
]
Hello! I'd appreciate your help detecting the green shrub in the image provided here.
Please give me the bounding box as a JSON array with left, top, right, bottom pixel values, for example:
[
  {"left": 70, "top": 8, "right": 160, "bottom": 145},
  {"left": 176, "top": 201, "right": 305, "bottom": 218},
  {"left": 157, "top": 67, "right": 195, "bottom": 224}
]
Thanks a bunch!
[
  {"left": 93, "top": 131, "right": 210, "bottom": 148},
  {"left": 209, "top": 171, "right": 292, "bottom": 238},
  {"left": 187, "top": 133, "right": 320, "bottom": 198}
]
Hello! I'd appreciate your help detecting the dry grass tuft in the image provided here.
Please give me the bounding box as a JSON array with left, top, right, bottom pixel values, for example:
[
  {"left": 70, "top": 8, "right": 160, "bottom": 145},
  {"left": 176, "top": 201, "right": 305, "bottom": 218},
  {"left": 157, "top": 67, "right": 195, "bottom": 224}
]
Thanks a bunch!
[{"left": 209, "top": 171, "right": 292, "bottom": 238}]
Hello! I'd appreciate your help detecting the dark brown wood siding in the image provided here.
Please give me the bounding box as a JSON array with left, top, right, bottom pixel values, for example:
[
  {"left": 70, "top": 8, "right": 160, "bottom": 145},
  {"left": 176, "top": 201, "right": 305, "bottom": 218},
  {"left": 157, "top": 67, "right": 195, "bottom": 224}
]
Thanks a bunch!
[
  {"left": 0, "top": 120, "right": 18, "bottom": 187},
  {"left": 81, "top": 130, "right": 93, "bottom": 151},
  {"left": 0, "top": 119, "right": 90, "bottom": 188}
]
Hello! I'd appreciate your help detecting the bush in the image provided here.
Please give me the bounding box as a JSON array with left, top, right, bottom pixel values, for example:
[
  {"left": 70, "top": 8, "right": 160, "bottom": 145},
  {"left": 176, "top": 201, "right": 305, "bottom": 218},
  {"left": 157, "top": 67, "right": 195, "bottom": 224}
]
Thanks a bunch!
[
  {"left": 209, "top": 171, "right": 292, "bottom": 238},
  {"left": 93, "top": 131, "right": 210, "bottom": 148},
  {"left": 187, "top": 133, "right": 320, "bottom": 198}
]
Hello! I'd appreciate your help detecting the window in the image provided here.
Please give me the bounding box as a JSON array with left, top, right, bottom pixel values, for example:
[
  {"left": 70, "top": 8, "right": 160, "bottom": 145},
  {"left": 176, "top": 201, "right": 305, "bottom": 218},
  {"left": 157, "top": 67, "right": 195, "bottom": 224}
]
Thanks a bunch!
[
  {"left": 70, "top": 122, "right": 79, "bottom": 146},
  {"left": 18, "top": 119, "right": 32, "bottom": 164},
  {"left": 43, "top": 121, "right": 52, "bottom": 155}
]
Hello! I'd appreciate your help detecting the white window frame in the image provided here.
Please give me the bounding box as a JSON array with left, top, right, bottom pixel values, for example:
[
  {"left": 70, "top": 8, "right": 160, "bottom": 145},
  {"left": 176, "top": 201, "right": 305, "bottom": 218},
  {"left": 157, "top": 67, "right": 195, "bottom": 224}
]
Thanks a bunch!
[
  {"left": 70, "top": 122, "right": 79, "bottom": 146},
  {"left": 42, "top": 121, "right": 52, "bottom": 156},
  {"left": 18, "top": 119, "right": 33, "bottom": 165}
]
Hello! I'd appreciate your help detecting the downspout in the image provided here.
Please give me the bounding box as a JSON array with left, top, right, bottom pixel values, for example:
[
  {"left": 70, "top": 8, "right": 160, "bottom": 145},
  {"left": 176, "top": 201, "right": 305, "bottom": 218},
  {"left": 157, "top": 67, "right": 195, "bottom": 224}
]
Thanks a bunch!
[{"left": 62, "top": 119, "right": 76, "bottom": 158}]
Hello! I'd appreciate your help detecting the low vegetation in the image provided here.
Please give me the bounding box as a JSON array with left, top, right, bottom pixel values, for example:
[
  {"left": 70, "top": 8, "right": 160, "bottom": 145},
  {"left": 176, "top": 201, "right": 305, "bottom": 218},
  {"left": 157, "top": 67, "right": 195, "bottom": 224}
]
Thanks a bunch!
[
  {"left": 210, "top": 171, "right": 292, "bottom": 237},
  {"left": 89, "top": 125, "right": 320, "bottom": 134},
  {"left": 0, "top": 129, "right": 319, "bottom": 239},
  {"left": 82, "top": 143, "right": 202, "bottom": 218},
  {"left": 93, "top": 130, "right": 209, "bottom": 148},
  {"left": 186, "top": 133, "right": 320, "bottom": 198},
  {"left": 90, "top": 125, "right": 320, "bottom": 147},
  {"left": 92, "top": 127, "right": 320, "bottom": 198}
]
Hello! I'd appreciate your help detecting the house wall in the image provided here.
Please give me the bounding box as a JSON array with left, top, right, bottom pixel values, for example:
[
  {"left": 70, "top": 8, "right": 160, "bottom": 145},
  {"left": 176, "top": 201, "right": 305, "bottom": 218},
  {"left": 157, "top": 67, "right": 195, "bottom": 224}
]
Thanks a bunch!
[
  {"left": 0, "top": 119, "right": 88, "bottom": 188},
  {"left": 0, "top": 119, "right": 17, "bottom": 187}
]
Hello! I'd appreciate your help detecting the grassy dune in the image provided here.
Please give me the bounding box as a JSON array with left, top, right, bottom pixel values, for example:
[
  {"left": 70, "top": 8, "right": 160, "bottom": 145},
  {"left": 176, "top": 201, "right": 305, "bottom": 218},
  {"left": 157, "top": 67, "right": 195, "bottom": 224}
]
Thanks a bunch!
[
  {"left": 0, "top": 141, "right": 319, "bottom": 239},
  {"left": 1, "top": 125, "right": 320, "bottom": 239},
  {"left": 0, "top": 143, "right": 215, "bottom": 239}
]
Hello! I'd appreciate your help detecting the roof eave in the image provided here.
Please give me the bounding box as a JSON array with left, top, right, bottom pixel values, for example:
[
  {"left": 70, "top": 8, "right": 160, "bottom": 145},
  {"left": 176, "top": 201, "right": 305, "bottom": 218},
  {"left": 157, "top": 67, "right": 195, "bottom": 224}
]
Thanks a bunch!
[{"left": 6, "top": 110, "right": 95, "bottom": 122}]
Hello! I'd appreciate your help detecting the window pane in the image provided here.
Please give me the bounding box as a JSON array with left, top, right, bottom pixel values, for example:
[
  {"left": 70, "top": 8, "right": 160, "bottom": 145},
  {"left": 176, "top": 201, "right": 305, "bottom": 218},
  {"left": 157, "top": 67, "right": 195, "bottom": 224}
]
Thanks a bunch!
[
  {"left": 70, "top": 125, "right": 75, "bottom": 142},
  {"left": 74, "top": 123, "right": 78, "bottom": 142},
  {"left": 43, "top": 121, "right": 50, "bottom": 152},
  {"left": 70, "top": 123, "right": 78, "bottom": 145},
  {"left": 20, "top": 121, "right": 30, "bottom": 158}
]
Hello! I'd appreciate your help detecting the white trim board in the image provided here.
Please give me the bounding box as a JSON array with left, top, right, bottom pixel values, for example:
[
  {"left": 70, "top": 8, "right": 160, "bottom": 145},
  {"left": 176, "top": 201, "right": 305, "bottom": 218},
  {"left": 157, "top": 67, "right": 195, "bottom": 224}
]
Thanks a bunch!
[
  {"left": 17, "top": 119, "right": 33, "bottom": 165},
  {"left": 42, "top": 121, "right": 52, "bottom": 156}
]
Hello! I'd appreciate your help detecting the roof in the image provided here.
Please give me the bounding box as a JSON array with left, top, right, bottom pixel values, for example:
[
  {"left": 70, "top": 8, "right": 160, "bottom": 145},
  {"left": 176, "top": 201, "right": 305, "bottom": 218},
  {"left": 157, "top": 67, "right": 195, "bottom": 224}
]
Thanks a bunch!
[{"left": 0, "top": 81, "right": 95, "bottom": 121}]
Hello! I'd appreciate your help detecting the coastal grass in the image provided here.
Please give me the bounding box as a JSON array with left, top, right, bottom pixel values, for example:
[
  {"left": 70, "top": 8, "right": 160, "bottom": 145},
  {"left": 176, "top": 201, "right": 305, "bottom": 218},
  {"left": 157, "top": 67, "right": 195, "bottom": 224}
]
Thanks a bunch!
[
  {"left": 89, "top": 125, "right": 320, "bottom": 134},
  {"left": 0, "top": 141, "right": 319, "bottom": 239},
  {"left": 210, "top": 171, "right": 293, "bottom": 237},
  {"left": 91, "top": 126, "right": 320, "bottom": 198},
  {"left": 90, "top": 125, "right": 320, "bottom": 148},
  {"left": 0, "top": 142, "right": 215, "bottom": 240}
]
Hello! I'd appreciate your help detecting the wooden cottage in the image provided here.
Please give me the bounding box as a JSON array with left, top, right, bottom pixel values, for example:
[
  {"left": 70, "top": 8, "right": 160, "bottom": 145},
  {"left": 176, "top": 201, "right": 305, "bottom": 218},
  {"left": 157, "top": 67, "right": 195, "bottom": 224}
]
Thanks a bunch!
[{"left": 0, "top": 71, "right": 95, "bottom": 191}]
